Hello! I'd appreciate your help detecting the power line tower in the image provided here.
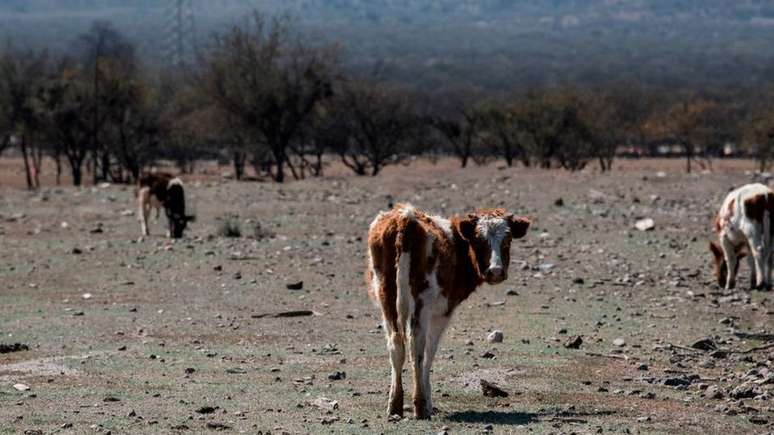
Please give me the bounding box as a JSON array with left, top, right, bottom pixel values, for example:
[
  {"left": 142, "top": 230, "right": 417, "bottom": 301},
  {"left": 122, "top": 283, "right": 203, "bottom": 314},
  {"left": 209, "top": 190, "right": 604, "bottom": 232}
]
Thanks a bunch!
[{"left": 164, "top": 0, "right": 196, "bottom": 68}]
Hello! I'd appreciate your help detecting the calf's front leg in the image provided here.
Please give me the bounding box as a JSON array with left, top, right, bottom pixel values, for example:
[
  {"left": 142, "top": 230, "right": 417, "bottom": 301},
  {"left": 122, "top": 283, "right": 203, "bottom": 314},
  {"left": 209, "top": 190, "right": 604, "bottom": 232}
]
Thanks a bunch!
[
  {"left": 420, "top": 314, "right": 450, "bottom": 418},
  {"left": 721, "top": 237, "right": 738, "bottom": 290},
  {"left": 138, "top": 188, "right": 151, "bottom": 236}
]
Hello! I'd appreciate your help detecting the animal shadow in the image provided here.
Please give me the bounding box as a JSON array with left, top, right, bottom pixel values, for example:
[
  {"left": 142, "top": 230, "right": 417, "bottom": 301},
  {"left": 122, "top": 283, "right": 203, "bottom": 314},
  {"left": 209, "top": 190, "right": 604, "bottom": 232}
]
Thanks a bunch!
[
  {"left": 446, "top": 410, "right": 540, "bottom": 425},
  {"left": 446, "top": 409, "right": 615, "bottom": 426}
]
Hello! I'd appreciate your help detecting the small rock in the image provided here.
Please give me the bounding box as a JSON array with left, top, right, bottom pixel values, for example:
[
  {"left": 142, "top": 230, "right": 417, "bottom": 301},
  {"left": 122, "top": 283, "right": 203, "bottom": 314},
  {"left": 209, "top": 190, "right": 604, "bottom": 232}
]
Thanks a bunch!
[
  {"left": 505, "top": 289, "right": 519, "bottom": 296},
  {"left": 705, "top": 385, "right": 724, "bottom": 399},
  {"left": 564, "top": 336, "right": 583, "bottom": 349},
  {"left": 730, "top": 383, "right": 757, "bottom": 399},
  {"left": 487, "top": 330, "right": 503, "bottom": 343},
  {"left": 286, "top": 281, "right": 304, "bottom": 290},
  {"left": 81, "top": 293, "right": 92, "bottom": 300},
  {"left": 480, "top": 379, "right": 509, "bottom": 398},
  {"left": 13, "top": 383, "right": 30, "bottom": 391},
  {"left": 634, "top": 218, "right": 655, "bottom": 232},
  {"left": 690, "top": 338, "right": 717, "bottom": 351},
  {"left": 196, "top": 406, "right": 217, "bottom": 414},
  {"left": 663, "top": 377, "right": 691, "bottom": 387},
  {"left": 612, "top": 338, "right": 626, "bottom": 347},
  {"left": 554, "top": 198, "right": 564, "bottom": 207},
  {"left": 709, "top": 349, "right": 728, "bottom": 359},
  {"left": 0, "top": 343, "right": 29, "bottom": 354},
  {"left": 310, "top": 397, "right": 338, "bottom": 411},
  {"left": 328, "top": 371, "right": 346, "bottom": 381}
]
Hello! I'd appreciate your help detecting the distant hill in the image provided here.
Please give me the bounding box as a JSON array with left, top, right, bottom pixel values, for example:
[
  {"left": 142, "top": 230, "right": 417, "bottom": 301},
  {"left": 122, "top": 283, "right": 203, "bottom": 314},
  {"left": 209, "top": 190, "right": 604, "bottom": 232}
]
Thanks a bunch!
[{"left": 2, "top": 0, "right": 774, "bottom": 91}]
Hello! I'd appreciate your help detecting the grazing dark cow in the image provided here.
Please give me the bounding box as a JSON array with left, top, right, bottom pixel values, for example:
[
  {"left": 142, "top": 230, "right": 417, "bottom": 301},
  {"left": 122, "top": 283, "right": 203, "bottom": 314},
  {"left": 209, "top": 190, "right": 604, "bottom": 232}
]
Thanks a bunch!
[
  {"left": 367, "top": 203, "right": 531, "bottom": 419},
  {"left": 711, "top": 183, "right": 774, "bottom": 290},
  {"left": 136, "top": 173, "right": 194, "bottom": 238}
]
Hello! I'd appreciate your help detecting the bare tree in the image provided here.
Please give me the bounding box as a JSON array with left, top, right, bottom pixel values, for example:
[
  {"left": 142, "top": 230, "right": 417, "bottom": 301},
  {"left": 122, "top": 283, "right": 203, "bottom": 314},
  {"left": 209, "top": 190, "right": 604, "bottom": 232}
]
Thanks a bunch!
[
  {"left": 481, "top": 104, "right": 530, "bottom": 167},
  {"left": 76, "top": 21, "right": 137, "bottom": 183},
  {"left": 333, "top": 81, "right": 420, "bottom": 176},
  {"left": 745, "top": 105, "right": 774, "bottom": 172},
  {"left": 39, "top": 63, "right": 93, "bottom": 186},
  {"left": 0, "top": 48, "right": 50, "bottom": 189},
  {"left": 580, "top": 88, "right": 651, "bottom": 172},
  {"left": 432, "top": 107, "right": 486, "bottom": 168},
  {"left": 200, "top": 13, "right": 335, "bottom": 182},
  {"left": 644, "top": 95, "right": 724, "bottom": 173},
  {"left": 514, "top": 88, "right": 592, "bottom": 171}
]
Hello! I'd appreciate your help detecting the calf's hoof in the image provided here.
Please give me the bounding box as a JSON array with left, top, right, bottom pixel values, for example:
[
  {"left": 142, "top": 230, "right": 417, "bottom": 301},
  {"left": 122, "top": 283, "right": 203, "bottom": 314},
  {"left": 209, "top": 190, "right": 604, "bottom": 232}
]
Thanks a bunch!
[
  {"left": 387, "top": 398, "right": 403, "bottom": 419},
  {"left": 413, "top": 400, "right": 431, "bottom": 420}
]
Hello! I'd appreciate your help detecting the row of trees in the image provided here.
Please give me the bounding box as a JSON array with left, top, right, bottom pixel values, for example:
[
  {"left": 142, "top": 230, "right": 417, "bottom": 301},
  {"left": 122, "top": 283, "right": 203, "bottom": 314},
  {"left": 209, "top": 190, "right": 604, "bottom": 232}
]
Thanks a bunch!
[{"left": 3, "top": 14, "right": 774, "bottom": 189}]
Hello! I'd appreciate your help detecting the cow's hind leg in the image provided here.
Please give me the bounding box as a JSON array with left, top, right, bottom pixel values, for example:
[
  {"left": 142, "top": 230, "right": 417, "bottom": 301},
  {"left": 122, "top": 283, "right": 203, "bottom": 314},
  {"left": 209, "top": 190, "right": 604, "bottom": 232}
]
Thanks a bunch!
[
  {"left": 372, "top": 254, "right": 405, "bottom": 418},
  {"left": 386, "top": 324, "right": 405, "bottom": 417},
  {"left": 747, "top": 253, "right": 757, "bottom": 290},
  {"left": 408, "top": 315, "right": 428, "bottom": 419}
]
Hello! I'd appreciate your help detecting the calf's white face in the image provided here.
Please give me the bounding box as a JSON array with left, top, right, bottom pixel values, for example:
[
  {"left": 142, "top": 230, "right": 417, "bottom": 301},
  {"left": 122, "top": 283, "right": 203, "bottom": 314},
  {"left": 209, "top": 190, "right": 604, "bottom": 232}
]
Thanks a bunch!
[
  {"left": 458, "top": 211, "right": 531, "bottom": 285},
  {"left": 477, "top": 217, "right": 511, "bottom": 283}
]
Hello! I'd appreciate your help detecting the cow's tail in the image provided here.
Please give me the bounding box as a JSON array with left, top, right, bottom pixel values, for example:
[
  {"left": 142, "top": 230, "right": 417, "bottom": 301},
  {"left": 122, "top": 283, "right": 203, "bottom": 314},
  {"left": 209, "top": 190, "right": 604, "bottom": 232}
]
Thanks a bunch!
[{"left": 394, "top": 204, "right": 417, "bottom": 336}]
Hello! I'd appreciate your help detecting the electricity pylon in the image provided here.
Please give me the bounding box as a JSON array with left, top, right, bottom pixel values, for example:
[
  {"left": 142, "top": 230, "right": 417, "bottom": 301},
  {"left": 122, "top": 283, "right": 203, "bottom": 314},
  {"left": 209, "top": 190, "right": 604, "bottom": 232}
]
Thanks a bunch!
[{"left": 164, "top": 0, "right": 196, "bottom": 68}]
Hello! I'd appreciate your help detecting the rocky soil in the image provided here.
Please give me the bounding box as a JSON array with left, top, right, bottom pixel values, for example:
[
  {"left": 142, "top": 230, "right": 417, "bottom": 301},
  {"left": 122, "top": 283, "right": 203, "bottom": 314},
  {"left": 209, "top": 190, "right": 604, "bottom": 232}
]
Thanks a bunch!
[{"left": 1, "top": 160, "right": 773, "bottom": 434}]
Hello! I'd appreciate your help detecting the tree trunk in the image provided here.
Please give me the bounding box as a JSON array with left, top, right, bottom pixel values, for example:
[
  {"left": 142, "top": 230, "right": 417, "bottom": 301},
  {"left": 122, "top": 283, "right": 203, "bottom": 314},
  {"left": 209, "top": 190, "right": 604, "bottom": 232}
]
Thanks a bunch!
[
  {"left": 20, "top": 136, "right": 34, "bottom": 190},
  {"left": 313, "top": 153, "right": 323, "bottom": 177},
  {"left": 72, "top": 164, "right": 83, "bottom": 186},
  {"left": 55, "top": 153, "right": 62, "bottom": 186},
  {"left": 233, "top": 150, "right": 245, "bottom": 181},
  {"left": 100, "top": 150, "right": 110, "bottom": 182},
  {"left": 274, "top": 157, "right": 285, "bottom": 183},
  {"left": 460, "top": 155, "right": 469, "bottom": 168}
]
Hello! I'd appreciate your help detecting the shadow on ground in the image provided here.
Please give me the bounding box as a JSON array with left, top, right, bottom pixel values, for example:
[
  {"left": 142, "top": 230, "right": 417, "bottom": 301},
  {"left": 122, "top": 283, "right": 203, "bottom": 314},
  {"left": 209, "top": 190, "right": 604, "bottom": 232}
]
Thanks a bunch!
[
  {"left": 445, "top": 410, "right": 540, "bottom": 425},
  {"left": 445, "top": 409, "right": 616, "bottom": 426}
]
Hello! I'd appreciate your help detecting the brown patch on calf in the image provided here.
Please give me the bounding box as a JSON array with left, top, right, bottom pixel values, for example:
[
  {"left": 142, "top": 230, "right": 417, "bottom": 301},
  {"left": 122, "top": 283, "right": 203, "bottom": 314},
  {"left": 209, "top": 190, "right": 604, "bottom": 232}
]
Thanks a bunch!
[
  {"left": 138, "top": 172, "right": 174, "bottom": 201},
  {"left": 368, "top": 211, "right": 402, "bottom": 333},
  {"left": 743, "top": 193, "right": 774, "bottom": 226}
]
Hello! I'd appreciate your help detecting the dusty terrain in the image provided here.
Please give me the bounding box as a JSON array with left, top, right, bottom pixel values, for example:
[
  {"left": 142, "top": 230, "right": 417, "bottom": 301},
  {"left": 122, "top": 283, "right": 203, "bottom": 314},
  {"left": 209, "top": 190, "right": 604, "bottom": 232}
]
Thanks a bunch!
[{"left": 1, "top": 159, "right": 773, "bottom": 434}]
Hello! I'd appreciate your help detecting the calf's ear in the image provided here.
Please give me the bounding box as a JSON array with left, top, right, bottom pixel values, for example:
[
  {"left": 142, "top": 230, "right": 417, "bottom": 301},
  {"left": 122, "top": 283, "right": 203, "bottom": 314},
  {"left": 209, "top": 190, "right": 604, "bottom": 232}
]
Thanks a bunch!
[
  {"left": 454, "top": 215, "right": 478, "bottom": 241},
  {"left": 509, "top": 215, "right": 531, "bottom": 239}
]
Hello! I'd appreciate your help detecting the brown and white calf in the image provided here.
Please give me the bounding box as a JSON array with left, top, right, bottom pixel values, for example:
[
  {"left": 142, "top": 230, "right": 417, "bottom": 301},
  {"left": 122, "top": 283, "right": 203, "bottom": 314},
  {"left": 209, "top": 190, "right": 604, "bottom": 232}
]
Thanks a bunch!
[
  {"left": 710, "top": 183, "right": 774, "bottom": 290},
  {"left": 367, "top": 204, "right": 530, "bottom": 419},
  {"left": 136, "top": 172, "right": 194, "bottom": 239}
]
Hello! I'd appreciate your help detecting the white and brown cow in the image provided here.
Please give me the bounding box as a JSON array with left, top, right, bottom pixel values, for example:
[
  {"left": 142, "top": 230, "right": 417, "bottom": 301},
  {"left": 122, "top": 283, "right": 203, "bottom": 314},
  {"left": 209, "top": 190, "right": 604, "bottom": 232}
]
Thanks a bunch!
[
  {"left": 710, "top": 183, "right": 774, "bottom": 290},
  {"left": 136, "top": 172, "right": 194, "bottom": 239},
  {"left": 367, "top": 204, "right": 530, "bottom": 419}
]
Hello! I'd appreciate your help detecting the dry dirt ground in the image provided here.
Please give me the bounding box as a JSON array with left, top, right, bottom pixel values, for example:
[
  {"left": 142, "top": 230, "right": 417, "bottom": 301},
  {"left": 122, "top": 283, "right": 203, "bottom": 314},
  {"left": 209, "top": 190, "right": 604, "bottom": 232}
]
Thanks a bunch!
[{"left": 1, "top": 159, "right": 773, "bottom": 434}]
